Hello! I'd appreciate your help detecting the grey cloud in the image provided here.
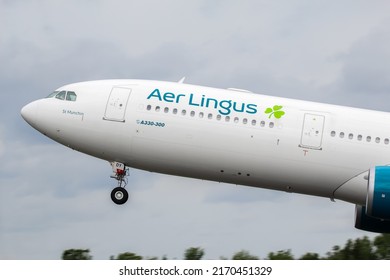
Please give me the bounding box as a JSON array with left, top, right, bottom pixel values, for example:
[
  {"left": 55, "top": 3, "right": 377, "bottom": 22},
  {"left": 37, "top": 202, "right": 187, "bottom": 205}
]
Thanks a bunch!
[
  {"left": 321, "top": 25, "right": 390, "bottom": 110},
  {"left": 341, "top": 29, "right": 390, "bottom": 95}
]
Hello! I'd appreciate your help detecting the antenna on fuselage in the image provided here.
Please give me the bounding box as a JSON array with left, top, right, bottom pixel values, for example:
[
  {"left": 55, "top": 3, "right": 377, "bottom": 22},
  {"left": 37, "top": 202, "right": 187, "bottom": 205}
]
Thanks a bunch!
[{"left": 178, "top": 77, "right": 186, "bottom": 84}]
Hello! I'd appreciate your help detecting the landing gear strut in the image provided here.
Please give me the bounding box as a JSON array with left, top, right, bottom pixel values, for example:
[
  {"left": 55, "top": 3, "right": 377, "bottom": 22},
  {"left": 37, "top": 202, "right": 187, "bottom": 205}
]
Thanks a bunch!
[{"left": 110, "top": 162, "right": 129, "bottom": 205}]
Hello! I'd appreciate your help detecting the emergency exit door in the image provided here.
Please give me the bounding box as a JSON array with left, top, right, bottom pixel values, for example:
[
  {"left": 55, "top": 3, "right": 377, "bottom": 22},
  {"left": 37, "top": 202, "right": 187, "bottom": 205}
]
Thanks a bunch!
[
  {"left": 299, "top": 113, "right": 325, "bottom": 150},
  {"left": 103, "top": 87, "right": 132, "bottom": 122}
]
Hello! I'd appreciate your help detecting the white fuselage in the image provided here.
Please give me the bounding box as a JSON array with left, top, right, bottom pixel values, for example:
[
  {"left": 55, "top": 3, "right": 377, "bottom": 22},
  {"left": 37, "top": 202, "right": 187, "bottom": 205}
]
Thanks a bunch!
[{"left": 21, "top": 79, "right": 390, "bottom": 206}]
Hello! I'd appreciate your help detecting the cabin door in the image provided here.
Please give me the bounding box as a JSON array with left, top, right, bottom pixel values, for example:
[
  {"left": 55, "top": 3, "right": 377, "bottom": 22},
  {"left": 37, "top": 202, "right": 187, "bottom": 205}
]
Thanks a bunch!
[
  {"left": 103, "top": 87, "right": 132, "bottom": 122},
  {"left": 300, "top": 113, "right": 325, "bottom": 150}
]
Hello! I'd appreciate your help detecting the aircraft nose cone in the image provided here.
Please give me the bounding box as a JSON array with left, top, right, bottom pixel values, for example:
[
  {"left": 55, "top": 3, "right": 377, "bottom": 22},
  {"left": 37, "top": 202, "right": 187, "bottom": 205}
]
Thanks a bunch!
[{"left": 21, "top": 101, "right": 38, "bottom": 127}]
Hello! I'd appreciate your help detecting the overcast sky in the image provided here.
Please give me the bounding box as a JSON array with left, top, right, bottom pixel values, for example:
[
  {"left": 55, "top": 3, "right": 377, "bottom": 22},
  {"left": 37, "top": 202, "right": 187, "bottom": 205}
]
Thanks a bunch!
[{"left": 1, "top": 0, "right": 390, "bottom": 260}]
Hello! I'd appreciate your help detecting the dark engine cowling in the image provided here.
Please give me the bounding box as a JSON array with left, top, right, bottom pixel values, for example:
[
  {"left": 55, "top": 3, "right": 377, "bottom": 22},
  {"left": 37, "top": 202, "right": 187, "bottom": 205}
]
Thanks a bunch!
[
  {"left": 366, "top": 166, "right": 390, "bottom": 219},
  {"left": 355, "top": 205, "right": 390, "bottom": 233},
  {"left": 355, "top": 166, "right": 390, "bottom": 232}
]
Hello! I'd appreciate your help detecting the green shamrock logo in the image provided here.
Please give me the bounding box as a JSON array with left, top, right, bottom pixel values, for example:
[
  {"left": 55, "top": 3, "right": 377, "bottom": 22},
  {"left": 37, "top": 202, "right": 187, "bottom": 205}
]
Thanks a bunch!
[{"left": 265, "top": 105, "right": 285, "bottom": 119}]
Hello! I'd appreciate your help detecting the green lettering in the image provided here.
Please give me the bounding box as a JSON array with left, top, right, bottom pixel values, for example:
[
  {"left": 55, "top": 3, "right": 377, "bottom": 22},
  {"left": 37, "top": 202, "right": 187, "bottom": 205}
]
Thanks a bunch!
[
  {"left": 163, "top": 92, "right": 175, "bottom": 102},
  {"left": 147, "top": 89, "right": 162, "bottom": 101},
  {"left": 175, "top": 94, "right": 186, "bottom": 103}
]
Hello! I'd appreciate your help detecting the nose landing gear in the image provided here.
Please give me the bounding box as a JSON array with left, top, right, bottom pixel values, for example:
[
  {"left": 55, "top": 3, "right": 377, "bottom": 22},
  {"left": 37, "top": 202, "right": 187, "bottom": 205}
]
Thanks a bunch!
[{"left": 110, "top": 162, "right": 129, "bottom": 205}]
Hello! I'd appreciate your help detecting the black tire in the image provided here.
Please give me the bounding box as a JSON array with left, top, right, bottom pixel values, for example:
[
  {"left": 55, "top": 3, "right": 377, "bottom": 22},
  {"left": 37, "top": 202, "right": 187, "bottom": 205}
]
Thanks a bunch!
[{"left": 111, "top": 187, "right": 129, "bottom": 205}]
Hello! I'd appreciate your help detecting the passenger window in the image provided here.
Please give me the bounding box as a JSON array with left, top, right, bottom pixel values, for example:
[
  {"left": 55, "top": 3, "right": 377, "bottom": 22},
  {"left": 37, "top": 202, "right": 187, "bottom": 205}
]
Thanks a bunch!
[
  {"left": 66, "top": 91, "right": 77, "bottom": 101},
  {"left": 357, "top": 135, "right": 363, "bottom": 141},
  {"left": 146, "top": 105, "right": 152, "bottom": 111},
  {"left": 190, "top": 111, "right": 195, "bottom": 117},
  {"left": 181, "top": 109, "right": 186, "bottom": 116},
  {"left": 375, "top": 137, "right": 380, "bottom": 143},
  {"left": 55, "top": 91, "right": 66, "bottom": 100},
  {"left": 340, "top": 132, "right": 345, "bottom": 138},
  {"left": 208, "top": 113, "right": 213, "bottom": 119},
  {"left": 367, "top": 136, "right": 371, "bottom": 142},
  {"left": 164, "top": 107, "right": 169, "bottom": 113},
  {"left": 199, "top": 112, "right": 204, "bottom": 118},
  {"left": 348, "top": 133, "right": 353, "bottom": 140},
  {"left": 251, "top": 120, "right": 256, "bottom": 126},
  {"left": 234, "top": 117, "right": 239, "bottom": 123},
  {"left": 173, "top": 108, "right": 178, "bottom": 114},
  {"left": 385, "top": 138, "right": 389, "bottom": 145},
  {"left": 216, "top": 115, "right": 221, "bottom": 121},
  {"left": 269, "top": 122, "right": 274, "bottom": 128},
  {"left": 155, "top": 106, "right": 161, "bottom": 112},
  {"left": 243, "top": 118, "right": 248, "bottom": 124},
  {"left": 331, "top": 131, "right": 336, "bottom": 137},
  {"left": 260, "top": 121, "right": 265, "bottom": 127},
  {"left": 225, "top": 116, "right": 230, "bottom": 122}
]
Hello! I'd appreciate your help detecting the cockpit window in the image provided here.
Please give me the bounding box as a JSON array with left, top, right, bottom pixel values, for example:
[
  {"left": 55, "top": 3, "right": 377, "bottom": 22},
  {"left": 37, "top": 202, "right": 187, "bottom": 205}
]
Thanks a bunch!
[
  {"left": 46, "top": 91, "right": 59, "bottom": 98},
  {"left": 66, "top": 91, "right": 77, "bottom": 101},
  {"left": 46, "top": 90, "right": 77, "bottom": 101},
  {"left": 55, "top": 91, "right": 66, "bottom": 100}
]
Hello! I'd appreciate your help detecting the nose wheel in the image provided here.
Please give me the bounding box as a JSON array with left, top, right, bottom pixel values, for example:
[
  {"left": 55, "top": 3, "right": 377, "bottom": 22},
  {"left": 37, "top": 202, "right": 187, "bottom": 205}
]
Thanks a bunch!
[
  {"left": 111, "top": 187, "right": 129, "bottom": 205},
  {"left": 110, "top": 162, "right": 129, "bottom": 205}
]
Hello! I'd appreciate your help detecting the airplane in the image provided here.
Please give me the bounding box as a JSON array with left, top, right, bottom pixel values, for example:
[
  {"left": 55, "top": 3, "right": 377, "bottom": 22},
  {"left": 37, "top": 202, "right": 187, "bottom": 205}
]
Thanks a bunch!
[{"left": 20, "top": 78, "right": 390, "bottom": 233}]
